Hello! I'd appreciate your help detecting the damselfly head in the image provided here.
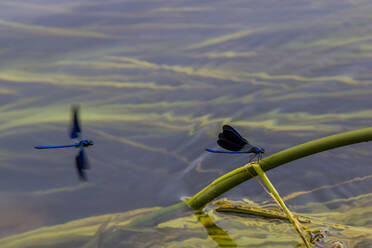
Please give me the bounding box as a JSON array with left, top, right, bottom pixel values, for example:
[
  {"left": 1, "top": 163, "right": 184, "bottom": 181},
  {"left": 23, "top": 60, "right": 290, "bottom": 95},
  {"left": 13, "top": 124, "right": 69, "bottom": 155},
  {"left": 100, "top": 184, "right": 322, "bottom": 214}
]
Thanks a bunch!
[
  {"left": 251, "top": 146, "right": 264, "bottom": 154},
  {"left": 258, "top": 147, "right": 265, "bottom": 153},
  {"left": 80, "top": 140, "right": 94, "bottom": 147}
]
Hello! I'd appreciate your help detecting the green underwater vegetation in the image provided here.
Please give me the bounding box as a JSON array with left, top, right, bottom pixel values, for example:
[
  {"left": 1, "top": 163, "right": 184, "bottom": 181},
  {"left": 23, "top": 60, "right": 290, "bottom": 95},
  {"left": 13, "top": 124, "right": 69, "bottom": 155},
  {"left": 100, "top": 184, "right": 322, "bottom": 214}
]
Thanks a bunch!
[{"left": 0, "top": 193, "right": 370, "bottom": 248}]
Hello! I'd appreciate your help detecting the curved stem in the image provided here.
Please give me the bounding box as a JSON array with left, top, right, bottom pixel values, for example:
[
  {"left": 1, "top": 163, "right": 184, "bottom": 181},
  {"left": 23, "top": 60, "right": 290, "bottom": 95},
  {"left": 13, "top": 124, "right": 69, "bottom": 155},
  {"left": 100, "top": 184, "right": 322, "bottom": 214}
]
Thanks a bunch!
[{"left": 187, "top": 127, "right": 372, "bottom": 210}]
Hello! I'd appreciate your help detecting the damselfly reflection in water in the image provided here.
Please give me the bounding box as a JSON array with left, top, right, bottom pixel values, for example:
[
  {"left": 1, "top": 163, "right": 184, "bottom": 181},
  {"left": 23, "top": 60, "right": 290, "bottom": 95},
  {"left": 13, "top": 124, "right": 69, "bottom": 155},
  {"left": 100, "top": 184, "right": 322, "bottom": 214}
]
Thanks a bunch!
[
  {"left": 206, "top": 125, "right": 265, "bottom": 163},
  {"left": 34, "top": 105, "right": 93, "bottom": 181}
]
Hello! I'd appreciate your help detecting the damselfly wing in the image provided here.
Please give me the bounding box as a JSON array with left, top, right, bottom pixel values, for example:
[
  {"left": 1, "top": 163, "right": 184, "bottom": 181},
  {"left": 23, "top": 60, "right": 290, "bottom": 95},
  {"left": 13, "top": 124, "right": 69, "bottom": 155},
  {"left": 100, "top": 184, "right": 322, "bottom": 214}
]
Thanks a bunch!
[
  {"left": 70, "top": 105, "right": 81, "bottom": 139},
  {"left": 76, "top": 148, "right": 89, "bottom": 181},
  {"left": 218, "top": 125, "right": 249, "bottom": 151}
]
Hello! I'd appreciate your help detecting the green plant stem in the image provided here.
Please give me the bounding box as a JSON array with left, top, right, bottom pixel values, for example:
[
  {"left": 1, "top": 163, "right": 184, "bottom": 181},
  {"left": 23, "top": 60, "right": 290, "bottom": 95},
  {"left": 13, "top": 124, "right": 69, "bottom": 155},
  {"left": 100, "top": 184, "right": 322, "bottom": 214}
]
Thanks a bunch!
[
  {"left": 187, "top": 127, "right": 372, "bottom": 210},
  {"left": 251, "top": 162, "right": 311, "bottom": 248}
]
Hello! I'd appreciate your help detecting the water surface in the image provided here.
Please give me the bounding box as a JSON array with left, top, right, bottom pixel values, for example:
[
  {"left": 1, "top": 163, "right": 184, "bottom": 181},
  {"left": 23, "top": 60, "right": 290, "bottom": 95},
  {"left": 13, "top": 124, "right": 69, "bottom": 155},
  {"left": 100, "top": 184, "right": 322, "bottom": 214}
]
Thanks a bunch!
[{"left": 0, "top": 0, "right": 371, "bottom": 245}]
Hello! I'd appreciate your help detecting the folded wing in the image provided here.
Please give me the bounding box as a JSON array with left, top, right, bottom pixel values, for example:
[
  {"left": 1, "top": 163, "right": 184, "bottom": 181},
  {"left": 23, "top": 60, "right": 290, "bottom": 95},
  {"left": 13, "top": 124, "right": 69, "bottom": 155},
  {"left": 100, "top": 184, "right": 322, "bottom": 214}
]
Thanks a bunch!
[{"left": 217, "top": 125, "right": 250, "bottom": 151}]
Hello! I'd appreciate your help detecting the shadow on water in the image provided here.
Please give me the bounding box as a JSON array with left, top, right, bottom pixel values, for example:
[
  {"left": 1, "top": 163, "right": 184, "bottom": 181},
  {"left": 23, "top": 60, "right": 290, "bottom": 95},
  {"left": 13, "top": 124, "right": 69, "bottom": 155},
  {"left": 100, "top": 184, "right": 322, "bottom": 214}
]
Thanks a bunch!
[{"left": 195, "top": 211, "right": 238, "bottom": 248}]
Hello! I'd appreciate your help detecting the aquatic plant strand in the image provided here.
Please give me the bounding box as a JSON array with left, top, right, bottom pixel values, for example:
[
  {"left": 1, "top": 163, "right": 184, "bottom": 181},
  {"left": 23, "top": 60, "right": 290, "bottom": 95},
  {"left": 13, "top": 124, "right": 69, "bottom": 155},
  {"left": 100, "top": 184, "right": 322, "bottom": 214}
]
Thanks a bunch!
[
  {"left": 251, "top": 162, "right": 311, "bottom": 248},
  {"left": 188, "top": 127, "right": 372, "bottom": 209}
]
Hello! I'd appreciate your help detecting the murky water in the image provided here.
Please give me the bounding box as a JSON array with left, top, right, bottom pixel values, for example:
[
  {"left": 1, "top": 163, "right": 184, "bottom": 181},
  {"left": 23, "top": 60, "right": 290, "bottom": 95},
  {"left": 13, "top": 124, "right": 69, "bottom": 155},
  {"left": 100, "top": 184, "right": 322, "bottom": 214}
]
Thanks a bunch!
[{"left": 0, "top": 0, "right": 371, "bottom": 246}]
